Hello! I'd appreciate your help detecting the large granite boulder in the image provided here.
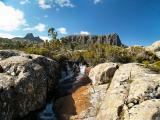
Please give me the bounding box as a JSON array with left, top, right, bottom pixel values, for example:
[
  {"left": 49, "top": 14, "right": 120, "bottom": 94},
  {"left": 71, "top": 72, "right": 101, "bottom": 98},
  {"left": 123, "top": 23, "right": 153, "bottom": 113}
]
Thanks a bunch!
[
  {"left": 0, "top": 50, "right": 59, "bottom": 120},
  {"left": 96, "top": 63, "right": 160, "bottom": 120},
  {"left": 89, "top": 63, "right": 119, "bottom": 85},
  {"left": 155, "top": 51, "right": 160, "bottom": 58},
  {"left": 146, "top": 41, "right": 160, "bottom": 52},
  {"left": 61, "top": 33, "right": 123, "bottom": 46}
]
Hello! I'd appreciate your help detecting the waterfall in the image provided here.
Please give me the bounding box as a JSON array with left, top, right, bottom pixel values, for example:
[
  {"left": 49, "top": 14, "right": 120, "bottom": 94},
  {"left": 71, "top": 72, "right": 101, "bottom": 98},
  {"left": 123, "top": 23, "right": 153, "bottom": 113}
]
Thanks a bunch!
[
  {"left": 59, "top": 62, "right": 74, "bottom": 83},
  {"left": 38, "top": 103, "right": 57, "bottom": 120},
  {"left": 38, "top": 62, "right": 87, "bottom": 120},
  {"left": 79, "top": 64, "right": 86, "bottom": 75}
]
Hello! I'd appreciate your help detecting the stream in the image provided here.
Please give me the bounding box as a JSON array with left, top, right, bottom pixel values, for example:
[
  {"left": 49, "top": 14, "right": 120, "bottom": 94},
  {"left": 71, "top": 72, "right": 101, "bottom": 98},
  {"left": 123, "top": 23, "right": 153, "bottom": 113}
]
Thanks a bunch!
[{"left": 37, "top": 62, "right": 86, "bottom": 120}]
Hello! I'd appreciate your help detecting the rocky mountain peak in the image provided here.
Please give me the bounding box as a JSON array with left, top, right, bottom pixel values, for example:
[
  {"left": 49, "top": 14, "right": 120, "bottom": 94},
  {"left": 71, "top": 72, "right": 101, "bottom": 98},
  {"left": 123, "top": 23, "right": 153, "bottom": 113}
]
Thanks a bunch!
[
  {"left": 24, "top": 33, "right": 34, "bottom": 39},
  {"left": 61, "top": 33, "right": 123, "bottom": 46},
  {"left": 12, "top": 33, "right": 43, "bottom": 42}
]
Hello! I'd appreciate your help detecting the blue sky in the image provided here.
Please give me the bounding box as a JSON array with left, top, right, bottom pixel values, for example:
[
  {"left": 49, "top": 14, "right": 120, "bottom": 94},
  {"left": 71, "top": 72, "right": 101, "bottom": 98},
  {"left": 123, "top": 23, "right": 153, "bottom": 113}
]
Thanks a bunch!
[{"left": 0, "top": 0, "right": 160, "bottom": 46}]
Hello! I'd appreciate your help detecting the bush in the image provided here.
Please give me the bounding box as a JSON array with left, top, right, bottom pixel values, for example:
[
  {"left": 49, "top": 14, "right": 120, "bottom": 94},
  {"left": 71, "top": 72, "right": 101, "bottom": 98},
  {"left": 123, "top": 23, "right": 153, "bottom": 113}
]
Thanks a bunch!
[
  {"left": 24, "top": 47, "right": 50, "bottom": 56},
  {"left": 148, "top": 61, "right": 160, "bottom": 72}
]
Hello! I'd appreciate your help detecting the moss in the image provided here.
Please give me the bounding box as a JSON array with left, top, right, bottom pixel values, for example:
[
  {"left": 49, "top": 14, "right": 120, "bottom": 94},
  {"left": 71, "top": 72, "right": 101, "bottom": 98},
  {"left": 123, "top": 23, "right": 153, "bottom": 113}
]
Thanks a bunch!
[{"left": 128, "top": 79, "right": 134, "bottom": 84}]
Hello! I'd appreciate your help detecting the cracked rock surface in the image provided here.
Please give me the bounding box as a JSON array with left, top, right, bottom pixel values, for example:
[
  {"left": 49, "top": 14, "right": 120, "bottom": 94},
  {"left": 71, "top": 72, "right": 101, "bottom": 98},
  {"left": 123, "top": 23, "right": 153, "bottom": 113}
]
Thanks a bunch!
[
  {"left": 56, "top": 63, "right": 160, "bottom": 120},
  {"left": 0, "top": 50, "right": 59, "bottom": 120}
]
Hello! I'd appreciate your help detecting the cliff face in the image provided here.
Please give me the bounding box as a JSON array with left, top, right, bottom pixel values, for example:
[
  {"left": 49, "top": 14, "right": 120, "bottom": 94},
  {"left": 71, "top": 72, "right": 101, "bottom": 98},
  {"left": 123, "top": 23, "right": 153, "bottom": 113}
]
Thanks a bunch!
[{"left": 61, "top": 33, "right": 123, "bottom": 46}]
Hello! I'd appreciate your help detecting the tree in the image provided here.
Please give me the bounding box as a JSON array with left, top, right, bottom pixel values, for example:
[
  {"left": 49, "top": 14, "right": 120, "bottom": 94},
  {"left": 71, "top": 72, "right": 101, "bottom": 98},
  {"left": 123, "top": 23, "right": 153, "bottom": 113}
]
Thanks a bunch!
[{"left": 48, "top": 27, "right": 57, "bottom": 40}]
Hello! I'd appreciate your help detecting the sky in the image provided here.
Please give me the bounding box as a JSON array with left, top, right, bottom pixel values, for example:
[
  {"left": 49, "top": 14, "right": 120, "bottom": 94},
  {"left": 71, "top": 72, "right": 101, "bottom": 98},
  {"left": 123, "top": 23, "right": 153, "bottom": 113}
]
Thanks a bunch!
[{"left": 0, "top": 0, "right": 160, "bottom": 46}]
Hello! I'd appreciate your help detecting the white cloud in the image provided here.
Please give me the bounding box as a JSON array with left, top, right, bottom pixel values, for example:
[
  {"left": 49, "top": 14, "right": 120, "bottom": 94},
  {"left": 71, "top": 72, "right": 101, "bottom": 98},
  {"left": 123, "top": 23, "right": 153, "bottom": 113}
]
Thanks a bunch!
[
  {"left": 0, "top": 33, "right": 15, "bottom": 39},
  {"left": 57, "top": 27, "right": 67, "bottom": 35},
  {"left": 23, "top": 23, "right": 46, "bottom": 32},
  {"left": 38, "top": 0, "right": 74, "bottom": 10},
  {"left": 0, "top": 32, "right": 22, "bottom": 39},
  {"left": 20, "top": 0, "right": 30, "bottom": 5},
  {"left": 35, "top": 23, "right": 46, "bottom": 32},
  {"left": 94, "top": 0, "right": 102, "bottom": 4},
  {"left": 55, "top": 0, "right": 74, "bottom": 8},
  {"left": 0, "top": 1, "right": 26, "bottom": 31},
  {"left": 80, "top": 31, "right": 90, "bottom": 35},
  {"left": 40, "top": 36, "right": 50, "bottom": 40},
  {"left": 38, "top": 0, "right": 51, "bottom": 9}
]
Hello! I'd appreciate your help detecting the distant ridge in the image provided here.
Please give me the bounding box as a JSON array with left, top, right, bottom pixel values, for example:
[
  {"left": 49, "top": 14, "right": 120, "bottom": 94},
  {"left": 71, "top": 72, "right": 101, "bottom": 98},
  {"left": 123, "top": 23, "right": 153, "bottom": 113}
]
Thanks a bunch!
[
  {"left": 61, "top": 33, "right": 124, "bottom": 46},
  {"left": 12, "top": 33, "right": 43, "bottom": 42}
]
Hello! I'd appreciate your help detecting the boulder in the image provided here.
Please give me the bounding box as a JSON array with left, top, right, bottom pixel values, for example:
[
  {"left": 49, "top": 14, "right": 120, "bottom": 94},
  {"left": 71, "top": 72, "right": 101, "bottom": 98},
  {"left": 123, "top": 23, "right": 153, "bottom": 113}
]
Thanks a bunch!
[
  {"left": 89, "top": 63, "right": 119, "bottom": 85},
  {"left": 127, "top": 99, "right": 160, "bottom": 120},
  {"left": 96, "top": 63, "right": 160, "bottom": 120},
  {"left": 146, "top": 41, "right": 160, "bottom": 52},
  {"left": 0, "top": 50, "right": 59, "bottom": 120},
  {"left": 155, "top": 51, "right": 160, "bottom": 58}
]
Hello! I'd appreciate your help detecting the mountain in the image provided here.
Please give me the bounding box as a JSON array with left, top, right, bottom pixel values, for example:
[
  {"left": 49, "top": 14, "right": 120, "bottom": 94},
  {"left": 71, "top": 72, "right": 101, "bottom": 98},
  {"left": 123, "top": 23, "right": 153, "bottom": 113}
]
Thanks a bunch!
[
  {"left": 12, "top": 33, "right": 43, "bottom": 42},
  {"left": 61, "top": 33, "right": 124, "bottom": 46}
]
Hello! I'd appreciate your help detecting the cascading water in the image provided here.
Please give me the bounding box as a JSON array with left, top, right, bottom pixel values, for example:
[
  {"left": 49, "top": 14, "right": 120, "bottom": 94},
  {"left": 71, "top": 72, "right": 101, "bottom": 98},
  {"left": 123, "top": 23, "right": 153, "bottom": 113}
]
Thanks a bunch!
[
  {"left": 59, "top": 62, "right": 75, "bottom": 83},
  {"left": 38, "top": 103, "right": 57, "bottom": 120},
  {"left": 37, "top": 62, "right": 87, "bottom": 120}
]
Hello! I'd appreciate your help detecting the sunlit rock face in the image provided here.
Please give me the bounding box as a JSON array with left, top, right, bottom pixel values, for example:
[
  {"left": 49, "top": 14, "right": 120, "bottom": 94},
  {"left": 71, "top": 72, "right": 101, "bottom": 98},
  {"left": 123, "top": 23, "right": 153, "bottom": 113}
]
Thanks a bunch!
[
  {"left": 55, "top": 84, "right": 109, "bottom": 120},
  {"left": 61, "top": 33, "right": 123, "bottom": 46},
  {"left": 55, "top": 63, "right": 160, "bottom": 120},
  {"left": 89, "top": 63, "right": 119, "bottom": 85},
  {"left": 96, "top": 63, "right": 160, "bottom": 120},
  {"left": 55, "top": 63, "right": 117, "bottom": 120},
  {"left": 146, "top": 41, "right": 160, "bottom": 52},
  {"left": 0, "top": 50, "right": 59, "bottom": 120}
]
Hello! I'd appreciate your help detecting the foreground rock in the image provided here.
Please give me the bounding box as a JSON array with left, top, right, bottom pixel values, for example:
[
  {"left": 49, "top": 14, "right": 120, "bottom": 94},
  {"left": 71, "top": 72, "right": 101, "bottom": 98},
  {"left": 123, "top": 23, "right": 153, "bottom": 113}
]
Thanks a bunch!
[
  {"left": 55, "top": 84, "right": 109, "bottom": 120},
  {"left": 155, "top": 51, "right": 160, "bottom": 58},
  {"left": 56, "top": 62, "right": 160, "bottom": 120},
  {"left": 89, "top": 63, "right": 119, "bottom": 85},
  {"left": 96, "top": 63, "right": 160, "bottom": 120},
  {"left": 55, "top": 63, "right": 117, "bottom": 120},
  {"left": 0, "top": 50, "right": 59, "bottom": 120}
]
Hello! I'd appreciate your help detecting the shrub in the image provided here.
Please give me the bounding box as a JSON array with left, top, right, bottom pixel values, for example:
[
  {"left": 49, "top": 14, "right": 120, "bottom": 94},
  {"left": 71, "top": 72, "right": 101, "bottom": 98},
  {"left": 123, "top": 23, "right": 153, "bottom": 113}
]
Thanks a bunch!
[{"left": 149, "top": 61, "right": 160, "bottom": 72}]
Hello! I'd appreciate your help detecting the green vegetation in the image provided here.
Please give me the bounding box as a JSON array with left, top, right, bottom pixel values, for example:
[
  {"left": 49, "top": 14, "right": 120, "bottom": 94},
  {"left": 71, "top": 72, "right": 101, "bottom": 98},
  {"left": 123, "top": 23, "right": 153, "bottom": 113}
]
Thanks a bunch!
[
  {"left": 0, "top": 28, "right": 160, "bottom": 68},
  {"left": 144, "top": 61, "right": 160, "bottom": 73}
]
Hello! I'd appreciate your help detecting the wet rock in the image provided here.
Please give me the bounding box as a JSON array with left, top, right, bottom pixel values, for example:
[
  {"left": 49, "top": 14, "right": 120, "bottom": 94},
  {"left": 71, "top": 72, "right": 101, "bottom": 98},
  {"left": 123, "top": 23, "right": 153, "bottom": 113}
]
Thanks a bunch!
[
  {"left": 55, "top": 84, "right": 108, "bottom": 120},
  {"left": 0, "top": 65, "right": 3, "bottom": 73},
  {"left": 0, "top": 50, "right": 59, "bottom": 120}
]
